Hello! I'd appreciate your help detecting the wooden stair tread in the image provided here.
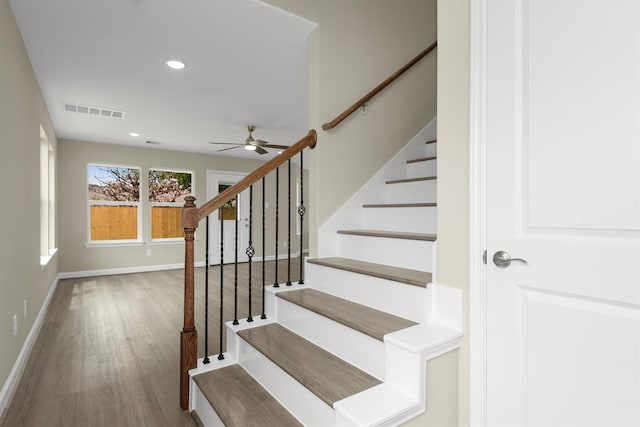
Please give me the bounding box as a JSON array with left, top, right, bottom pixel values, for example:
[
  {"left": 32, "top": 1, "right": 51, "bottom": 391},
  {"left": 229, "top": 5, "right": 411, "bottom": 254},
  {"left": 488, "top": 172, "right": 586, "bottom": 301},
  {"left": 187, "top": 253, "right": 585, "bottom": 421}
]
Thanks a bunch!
[
  {"left": 307, "top": 256, "right": 431, "bottom": 287},
  {"left": 386, "top": 176, "right": 436, "bottom": 184},
  {"left": 425, "top": 139, "right": 437, "bottom": 144},
  {"left": 362, "top": 202, "right": 436, "bottom": 208},
  {"left": 193, "top": 365, "right": 302, "bottom": 427},
  {"left": 337, "top": 229, "right": 437, "bottom": 241},
  {"left": 277, "top": 288, "right": 418, "bottom": 340},
  {"left": 237, "top": 323, "right": 381, "bottom": 407},
  {"left": 407, "top": 156, "right": 437, "bottom": 164}
]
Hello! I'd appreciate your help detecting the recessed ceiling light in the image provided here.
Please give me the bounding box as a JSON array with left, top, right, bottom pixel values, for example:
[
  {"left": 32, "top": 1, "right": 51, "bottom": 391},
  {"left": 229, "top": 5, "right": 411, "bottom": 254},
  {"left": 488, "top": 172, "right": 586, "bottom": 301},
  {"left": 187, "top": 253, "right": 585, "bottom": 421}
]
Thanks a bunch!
[
  {"left": 129, "top": 132, "right": 140, "bottom": 137},
  {"left": 165, "top": 59, "right": 186, "bottom": 70},
  {"left": 277, "top": 151, "right": 283, "bottom": 155}
]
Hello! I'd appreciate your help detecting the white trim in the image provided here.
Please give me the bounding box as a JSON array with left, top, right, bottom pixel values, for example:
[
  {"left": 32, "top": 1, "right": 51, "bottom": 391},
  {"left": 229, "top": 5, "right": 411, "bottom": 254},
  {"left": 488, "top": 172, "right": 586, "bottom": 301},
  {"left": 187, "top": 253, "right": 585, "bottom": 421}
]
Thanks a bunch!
[
  {"left": 60, "top": 253, "right": 306, "bottom": 279},
  {"left": 58, "top": 261, "right": 207, "bottom": 279},
  {"left": 145, "top": 239, "right": 183, "bottom": 246},
  {"left": 85, "top": 240, "right": 144, "bottom": 248},
  {"left": 0, "top": 275, "right": 59, "bottom": 418},
  {"left": 39, "top": 247, "right": 58, "bottom": 270},
  {"left": 469, "top": 0, "right": 488, "bottom": 425},
  {"left": 252, "top": 251, "right": 301, "bottom": 263}
]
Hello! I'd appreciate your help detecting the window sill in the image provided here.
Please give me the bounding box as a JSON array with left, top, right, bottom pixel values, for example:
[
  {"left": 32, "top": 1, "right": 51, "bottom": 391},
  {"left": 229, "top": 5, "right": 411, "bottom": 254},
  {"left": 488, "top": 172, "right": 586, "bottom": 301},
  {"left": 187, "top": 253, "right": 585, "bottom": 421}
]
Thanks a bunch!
[
  {"left": 147, "top": 239, "right": 184, "bottom": 246},
  {"left": 40, "top": 248, "right": 58, "bottom": 270},
  {"left": 85, "top": 240, "right": 144, "bottom": 248}
]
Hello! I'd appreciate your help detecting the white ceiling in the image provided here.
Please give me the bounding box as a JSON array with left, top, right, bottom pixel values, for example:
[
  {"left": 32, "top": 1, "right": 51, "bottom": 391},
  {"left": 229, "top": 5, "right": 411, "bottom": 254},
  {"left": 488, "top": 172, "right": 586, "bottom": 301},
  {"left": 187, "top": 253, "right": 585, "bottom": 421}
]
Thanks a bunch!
[{"left": 9, "top": 0, "right": 316, "bottom": 159}]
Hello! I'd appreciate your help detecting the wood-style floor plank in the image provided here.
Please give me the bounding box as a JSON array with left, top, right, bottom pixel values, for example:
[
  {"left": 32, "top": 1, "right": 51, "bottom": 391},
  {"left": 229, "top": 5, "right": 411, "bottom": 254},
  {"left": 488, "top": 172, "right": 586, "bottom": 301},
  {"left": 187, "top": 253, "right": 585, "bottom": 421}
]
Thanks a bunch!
[{"left": 0, "top": 258, "right": 301, "bottom": 427}]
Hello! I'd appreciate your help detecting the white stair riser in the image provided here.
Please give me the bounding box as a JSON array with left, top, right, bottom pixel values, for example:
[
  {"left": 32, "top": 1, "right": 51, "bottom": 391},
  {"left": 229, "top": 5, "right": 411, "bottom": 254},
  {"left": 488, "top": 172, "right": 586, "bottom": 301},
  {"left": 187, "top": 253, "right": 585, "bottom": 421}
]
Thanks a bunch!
[
  {"left": 384, "top": 180, "right": 437, "bottom": 204},
  {"left": 363, "top": 206, "right": 437, "bottom": 234},
  {"left": 305, "top": 263, "right": 427, "bottom": 323},
  {"left": 406, "top": 159, "right": 437, "bottom": 179},
  {"left": 337, "top": 234, "right": 434, "bottom": 272},
  {"left": 424, "top": 143, "right": 437, "bottom": 157},
  {"left": 275, "top": 296, "right": 386, "bottom": 379},
  {"left": 237, "top": 336, "right": 335, "bottom": 427}
]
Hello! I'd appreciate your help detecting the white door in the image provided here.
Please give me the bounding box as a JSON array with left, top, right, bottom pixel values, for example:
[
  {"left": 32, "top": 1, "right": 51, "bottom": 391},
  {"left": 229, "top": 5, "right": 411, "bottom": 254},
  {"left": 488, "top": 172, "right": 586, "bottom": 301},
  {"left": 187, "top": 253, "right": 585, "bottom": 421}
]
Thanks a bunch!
[
  {"left": 485, "top": 0, "right": 640, "bottom": 425},
  {"left": 207, "top": 171, "right": 250, "bottom": 264}
]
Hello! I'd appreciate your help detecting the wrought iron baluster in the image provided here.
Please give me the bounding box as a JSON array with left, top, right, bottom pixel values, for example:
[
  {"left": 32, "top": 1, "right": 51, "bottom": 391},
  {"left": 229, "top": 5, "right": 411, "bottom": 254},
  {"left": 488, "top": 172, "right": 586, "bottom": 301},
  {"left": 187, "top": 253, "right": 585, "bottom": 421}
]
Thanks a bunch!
[
  {"left": 273, "top": 167, "right": 279, "bottom": 288},
  {"left": 233, "top": 200, "right": 239, "bottom": 326},
  {"left": 246, "top": 185, "right": 254, "bottom": 322},
  {"left": 261, "top": 176, "right": 267, "bottom": 319},
  {"left": 217, "top": 206, "right": 224, "bottom": 361},
  {"left": 298, "top": 151, "right": 306, "bottom": 285},
  {"left": 286, "top": 159, "right": 292, "bottom": 286},
  {"left": 203, "top": 216, "right": 210, "bottom": 364}
]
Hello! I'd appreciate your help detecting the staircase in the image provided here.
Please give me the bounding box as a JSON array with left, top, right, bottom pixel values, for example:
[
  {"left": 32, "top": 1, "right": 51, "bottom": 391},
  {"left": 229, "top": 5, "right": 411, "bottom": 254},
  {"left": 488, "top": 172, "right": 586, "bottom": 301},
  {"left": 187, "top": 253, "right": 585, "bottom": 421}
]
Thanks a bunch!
[{"left": 188, "top": 122, "right": 463, "bottom": 426}]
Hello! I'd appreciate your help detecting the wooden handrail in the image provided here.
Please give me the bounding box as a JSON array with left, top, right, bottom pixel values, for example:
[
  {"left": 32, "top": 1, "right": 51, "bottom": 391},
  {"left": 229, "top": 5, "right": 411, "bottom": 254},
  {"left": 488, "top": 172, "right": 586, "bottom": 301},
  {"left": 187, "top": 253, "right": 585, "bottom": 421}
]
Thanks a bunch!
[
  {"left": 322, "top": 41, "right": 437, "bottom": 131},
  {"left": 179, "top": 128, "right": 317, "bottom": 410}
]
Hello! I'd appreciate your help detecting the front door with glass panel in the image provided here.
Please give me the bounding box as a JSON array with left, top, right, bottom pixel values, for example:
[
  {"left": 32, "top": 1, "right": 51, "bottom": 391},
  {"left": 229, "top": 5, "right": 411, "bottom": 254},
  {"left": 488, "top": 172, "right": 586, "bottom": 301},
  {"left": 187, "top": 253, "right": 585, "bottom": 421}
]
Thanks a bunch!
[{"left": 207, "top": 171, "right": 249, "bottom": 264}]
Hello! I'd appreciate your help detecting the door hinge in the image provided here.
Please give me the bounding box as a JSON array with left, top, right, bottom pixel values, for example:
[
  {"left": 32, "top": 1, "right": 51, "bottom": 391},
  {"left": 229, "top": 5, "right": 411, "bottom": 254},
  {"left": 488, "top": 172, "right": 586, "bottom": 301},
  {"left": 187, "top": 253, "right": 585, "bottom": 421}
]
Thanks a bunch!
[{"left": 483, "top": 250, "right": 487, "bottom": 265}]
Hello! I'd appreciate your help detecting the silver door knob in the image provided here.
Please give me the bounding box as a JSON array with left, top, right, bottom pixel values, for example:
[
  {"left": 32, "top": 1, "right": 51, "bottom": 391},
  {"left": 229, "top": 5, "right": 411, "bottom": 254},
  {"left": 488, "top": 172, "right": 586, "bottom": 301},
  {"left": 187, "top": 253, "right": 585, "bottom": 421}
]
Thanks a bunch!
[{"left": 493, "top": 251, "right": 527, "bottom": 268}]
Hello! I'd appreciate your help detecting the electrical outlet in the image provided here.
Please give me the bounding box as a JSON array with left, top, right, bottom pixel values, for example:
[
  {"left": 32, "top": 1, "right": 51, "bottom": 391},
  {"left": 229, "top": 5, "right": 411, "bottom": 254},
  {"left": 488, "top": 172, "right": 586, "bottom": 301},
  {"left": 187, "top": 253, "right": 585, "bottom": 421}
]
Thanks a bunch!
[
  {"left": 146, "top": 249, "right": 152, "bottom": 256},
  {"left": 283, "top": 241, "right": 288, "bottom": 248},
  {"left": 23, "top": 300, "right": 27, "bottom": 318},
  {"left": 12, "top": 315, "right": 17, "bottom": 336}
]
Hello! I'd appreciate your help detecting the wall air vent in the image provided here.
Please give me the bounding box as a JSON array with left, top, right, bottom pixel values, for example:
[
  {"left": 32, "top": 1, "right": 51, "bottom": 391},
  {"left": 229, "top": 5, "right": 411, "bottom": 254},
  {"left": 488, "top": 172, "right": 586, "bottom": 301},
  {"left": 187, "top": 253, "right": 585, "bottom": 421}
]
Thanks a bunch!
[{"left": 64, "top": 103, "right": 127, "bottom": 119}]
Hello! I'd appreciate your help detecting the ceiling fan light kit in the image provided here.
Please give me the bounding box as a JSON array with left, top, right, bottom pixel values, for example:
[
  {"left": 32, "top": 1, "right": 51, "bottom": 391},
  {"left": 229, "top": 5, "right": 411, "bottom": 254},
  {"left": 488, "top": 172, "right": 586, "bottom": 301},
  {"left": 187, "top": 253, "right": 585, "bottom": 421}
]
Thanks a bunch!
[{"left": 208, "top": 124, "right": 290, "bottom": 156}]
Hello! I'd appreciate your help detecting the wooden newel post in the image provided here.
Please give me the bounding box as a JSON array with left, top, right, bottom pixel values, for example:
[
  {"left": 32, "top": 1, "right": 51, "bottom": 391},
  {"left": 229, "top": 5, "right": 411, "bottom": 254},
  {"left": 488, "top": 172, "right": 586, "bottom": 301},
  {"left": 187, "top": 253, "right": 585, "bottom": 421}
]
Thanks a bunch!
[{"left": 180, "top": 195, "right": 199, "bottom": 411}]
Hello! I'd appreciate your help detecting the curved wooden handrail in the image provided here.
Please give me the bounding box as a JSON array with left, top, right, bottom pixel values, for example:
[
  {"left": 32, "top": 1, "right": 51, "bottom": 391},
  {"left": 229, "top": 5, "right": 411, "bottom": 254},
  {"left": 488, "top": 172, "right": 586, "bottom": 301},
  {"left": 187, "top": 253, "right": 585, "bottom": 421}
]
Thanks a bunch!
[
  {"left": 322, "top": 41, "right": 437, "bottom": 131},
  {"left": 179, "top": 128, "right": 317, "bottom": 410}
]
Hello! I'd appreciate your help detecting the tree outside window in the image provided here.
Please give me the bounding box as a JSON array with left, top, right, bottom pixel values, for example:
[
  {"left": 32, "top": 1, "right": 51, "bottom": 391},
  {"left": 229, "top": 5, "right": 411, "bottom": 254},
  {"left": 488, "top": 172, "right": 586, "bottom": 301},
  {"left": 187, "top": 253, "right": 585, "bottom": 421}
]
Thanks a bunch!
[
  {"left": 88, "top": 165, "right": 140, "bottom": 241},
  {"left": 149, "top": 169, "right": 193, "bottom": 239}
]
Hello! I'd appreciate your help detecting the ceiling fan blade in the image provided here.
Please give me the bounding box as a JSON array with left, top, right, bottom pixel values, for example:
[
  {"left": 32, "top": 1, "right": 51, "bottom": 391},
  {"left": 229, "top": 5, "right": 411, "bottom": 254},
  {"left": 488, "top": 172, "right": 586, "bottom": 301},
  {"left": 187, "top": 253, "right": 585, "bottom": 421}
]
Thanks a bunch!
[
  {"left": 209, "top": 142, "right": 243, "bottom": 146},
  {"left": 263, "top": 144, "right": 290, "bottom": 150},
  {"left": 217, "top": 146, "right": 242, "bottom": 152},
  {"left": 255, "top": 146, "right": 268, "bottom": 155}
]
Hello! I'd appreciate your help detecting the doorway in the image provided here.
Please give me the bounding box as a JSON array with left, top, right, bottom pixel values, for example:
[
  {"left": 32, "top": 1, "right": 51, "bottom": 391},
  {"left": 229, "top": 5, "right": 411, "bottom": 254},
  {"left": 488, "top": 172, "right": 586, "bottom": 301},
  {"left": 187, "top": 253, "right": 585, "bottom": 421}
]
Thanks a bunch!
[{"left": 206, "top": 171, "right": 250, "bottom": 264}]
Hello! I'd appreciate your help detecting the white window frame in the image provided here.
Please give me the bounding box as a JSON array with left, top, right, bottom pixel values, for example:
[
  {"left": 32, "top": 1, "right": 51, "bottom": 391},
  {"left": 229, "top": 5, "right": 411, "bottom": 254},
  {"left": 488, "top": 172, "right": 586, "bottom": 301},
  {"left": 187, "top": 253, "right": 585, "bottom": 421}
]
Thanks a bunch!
[
  {"left": 40, "top": 126, "right": 57, "bottom": 267},
  {"left": 148, "top": 168, "right": 194, "bottom": 242},
  {"left": 87, "top": 163, "right": 142, "bottom": 246}
]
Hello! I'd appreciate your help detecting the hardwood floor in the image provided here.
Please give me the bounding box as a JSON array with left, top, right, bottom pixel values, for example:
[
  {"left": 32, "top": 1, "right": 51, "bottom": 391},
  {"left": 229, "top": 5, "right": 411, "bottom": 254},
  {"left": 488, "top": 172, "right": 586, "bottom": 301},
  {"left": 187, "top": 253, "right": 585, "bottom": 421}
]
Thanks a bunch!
[{"left": 0, "top": 258, "right": 302, "bottom": 427}]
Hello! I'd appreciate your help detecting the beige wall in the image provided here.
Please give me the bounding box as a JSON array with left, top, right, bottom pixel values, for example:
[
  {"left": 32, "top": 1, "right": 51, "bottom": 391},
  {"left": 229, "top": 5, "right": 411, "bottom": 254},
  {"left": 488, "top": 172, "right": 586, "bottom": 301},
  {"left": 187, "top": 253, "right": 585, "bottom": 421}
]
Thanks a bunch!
[
  {"left": 58, "top": 139, "right": 307, "bottom": 273},
  {"left": 436, "top": 0, "right": 471, "bottom": 425},
  {"left": 263, "top": 0, "right": 437, "bottom": 257},
  {"left": 0, "top": 0, "right": 59, "bottom": 410}
]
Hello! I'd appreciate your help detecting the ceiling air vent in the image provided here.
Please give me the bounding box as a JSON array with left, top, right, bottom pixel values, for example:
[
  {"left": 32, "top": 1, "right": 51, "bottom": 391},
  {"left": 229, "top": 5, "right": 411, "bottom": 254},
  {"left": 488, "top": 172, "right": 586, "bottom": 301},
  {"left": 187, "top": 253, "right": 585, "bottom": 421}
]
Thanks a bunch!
[{"left": 64, "top": 103, "right": 127, "bottom": 119}]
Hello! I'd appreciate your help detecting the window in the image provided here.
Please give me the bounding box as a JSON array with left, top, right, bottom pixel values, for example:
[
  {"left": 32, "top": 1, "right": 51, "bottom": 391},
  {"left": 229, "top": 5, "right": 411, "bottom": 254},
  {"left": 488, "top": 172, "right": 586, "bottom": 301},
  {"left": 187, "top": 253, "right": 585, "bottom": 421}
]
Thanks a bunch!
[
  {"left": 218, "top": 184, "right": 237, "bottom": 220},
  {"left": 40, "top": 126, "right": 56, "bottom": 265},
  {"left": 149, "top": 169, "right": 193, "bottom": 239},
  {"left": 88, "top": 164, "right": 140, "bottom": 242}
]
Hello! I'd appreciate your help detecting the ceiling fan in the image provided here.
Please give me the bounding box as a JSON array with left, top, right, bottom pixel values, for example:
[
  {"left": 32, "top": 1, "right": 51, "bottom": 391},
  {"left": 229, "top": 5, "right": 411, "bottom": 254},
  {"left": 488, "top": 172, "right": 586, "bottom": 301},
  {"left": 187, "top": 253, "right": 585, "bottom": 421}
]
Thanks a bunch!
[{"left": 208, "top": 125, "right": 289, "bottom": 155}]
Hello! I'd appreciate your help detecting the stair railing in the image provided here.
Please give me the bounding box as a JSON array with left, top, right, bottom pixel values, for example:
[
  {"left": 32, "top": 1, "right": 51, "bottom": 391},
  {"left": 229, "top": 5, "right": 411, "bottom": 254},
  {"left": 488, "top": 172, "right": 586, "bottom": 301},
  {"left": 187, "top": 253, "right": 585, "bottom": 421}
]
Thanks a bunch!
[
  {"left": 180, "top": 129, "right": 317, "bottom": 410},
  {"left": 322, "top": 41, "right": 437, "bottom": 131}
]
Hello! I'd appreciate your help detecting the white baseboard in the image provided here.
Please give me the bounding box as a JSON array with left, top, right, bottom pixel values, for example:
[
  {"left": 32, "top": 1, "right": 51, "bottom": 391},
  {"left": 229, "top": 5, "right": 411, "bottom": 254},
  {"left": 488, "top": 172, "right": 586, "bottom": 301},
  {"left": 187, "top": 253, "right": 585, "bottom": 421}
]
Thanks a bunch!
[
  {"left": 58, "top": 252, "right": 308, "bottom": 280},
  {"left": 0, "top": 275, "right": 60, "bottom": 418},
  {"left": 58, "top": 262, "right": 207, "bottom": 279}
]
